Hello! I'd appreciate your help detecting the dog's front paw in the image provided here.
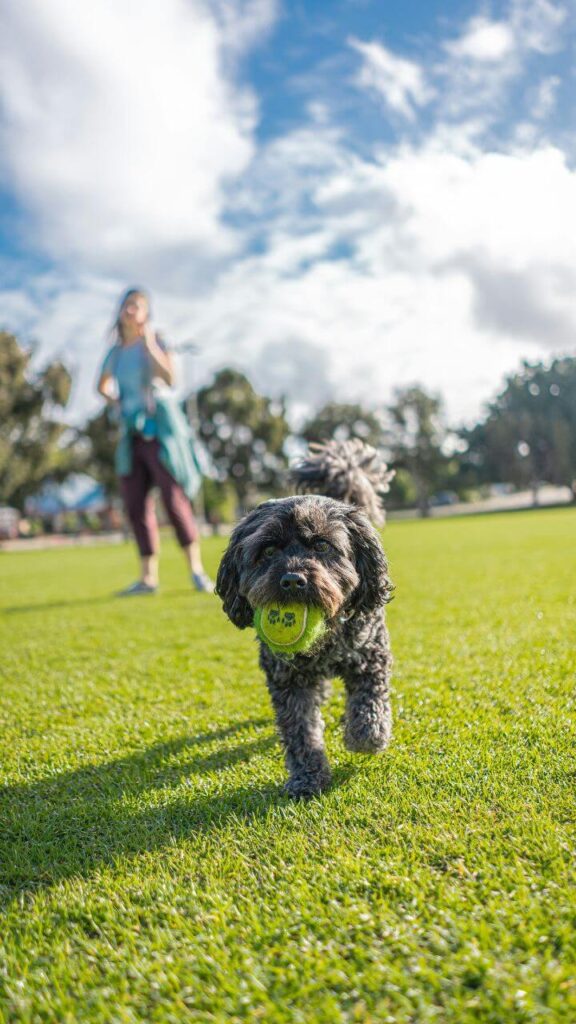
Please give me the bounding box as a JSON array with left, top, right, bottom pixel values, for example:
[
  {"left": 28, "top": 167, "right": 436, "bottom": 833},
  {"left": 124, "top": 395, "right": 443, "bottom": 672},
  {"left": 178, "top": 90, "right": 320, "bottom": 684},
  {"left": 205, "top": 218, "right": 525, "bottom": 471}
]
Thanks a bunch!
[
  {"left": 283, "top": 768, "right": 332, "bottom": 800},
  {"left": 343, "top": 711, "right": 392, "bottom": 754}
]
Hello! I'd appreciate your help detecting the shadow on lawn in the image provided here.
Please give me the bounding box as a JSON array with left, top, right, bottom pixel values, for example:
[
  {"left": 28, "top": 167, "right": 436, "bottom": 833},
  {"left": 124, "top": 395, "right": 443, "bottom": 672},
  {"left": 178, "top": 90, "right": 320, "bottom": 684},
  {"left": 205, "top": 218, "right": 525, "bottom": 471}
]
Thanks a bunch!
[
  {"left": 3, "top": 588, "right": 223, "bottom": 614},
  {"left": 2, "top": 596, "right": 116, "bottom": 615},
  {"left": 0, "top": 717, "right": 353, "bottom": 906}
]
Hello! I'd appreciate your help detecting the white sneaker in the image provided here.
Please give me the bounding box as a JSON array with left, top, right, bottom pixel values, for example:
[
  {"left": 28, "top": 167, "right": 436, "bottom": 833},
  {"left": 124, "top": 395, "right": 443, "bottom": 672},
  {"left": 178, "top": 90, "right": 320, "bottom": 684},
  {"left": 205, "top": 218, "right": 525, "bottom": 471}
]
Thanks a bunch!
[
  {"left": 117, "top": 580, "right": 158, "bottom": 597},
  {"left": 192, "top": 572, "right": 214, "bottom": 593}
]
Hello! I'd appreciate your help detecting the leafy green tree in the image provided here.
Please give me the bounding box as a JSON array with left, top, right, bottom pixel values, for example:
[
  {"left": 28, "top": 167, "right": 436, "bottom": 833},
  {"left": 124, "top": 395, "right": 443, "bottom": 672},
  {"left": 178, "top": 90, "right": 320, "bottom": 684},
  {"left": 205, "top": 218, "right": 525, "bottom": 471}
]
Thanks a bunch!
[
  {"left": 201, "top": 478, "right": 237, "bottom": 527},
  {"left": 0, "top": 331, "right": 73, "bottom": 510},
  {"left": 387, "top": 386, "right": 449, "bottom": 517},
  {"left": 385, "top": 468, "right": 418, "bottom": 510},
  {"left": 301, "top": 402, "right": 385, "bottom": 448},
  {"left": 462, "top": 358, "right": 576, "bottom": 504},
  {"left": 196, "top": 368, "right": 290, "bottom": 507},
  {"left": 78, "top": 408, "right": 120, "bottom": 497}
]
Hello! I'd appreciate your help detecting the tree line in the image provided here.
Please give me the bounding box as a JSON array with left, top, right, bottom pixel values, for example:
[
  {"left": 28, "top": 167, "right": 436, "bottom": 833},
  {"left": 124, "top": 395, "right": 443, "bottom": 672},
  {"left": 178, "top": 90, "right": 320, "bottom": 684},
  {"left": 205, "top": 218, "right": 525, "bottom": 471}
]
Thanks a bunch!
[{"left": 1, "top": 329, "right": 575, "bottom": 520}]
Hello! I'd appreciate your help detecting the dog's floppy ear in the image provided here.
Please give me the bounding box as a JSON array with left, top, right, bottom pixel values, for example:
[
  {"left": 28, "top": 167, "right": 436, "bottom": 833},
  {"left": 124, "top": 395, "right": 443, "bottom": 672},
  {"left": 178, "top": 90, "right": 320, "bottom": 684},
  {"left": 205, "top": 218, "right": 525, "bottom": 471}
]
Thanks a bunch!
[
  {"left": 346, "top": 506, "right": 393, "bottom": 614},
  {"left": 215, "top": 524, "right": 254, "bottom": 629}
]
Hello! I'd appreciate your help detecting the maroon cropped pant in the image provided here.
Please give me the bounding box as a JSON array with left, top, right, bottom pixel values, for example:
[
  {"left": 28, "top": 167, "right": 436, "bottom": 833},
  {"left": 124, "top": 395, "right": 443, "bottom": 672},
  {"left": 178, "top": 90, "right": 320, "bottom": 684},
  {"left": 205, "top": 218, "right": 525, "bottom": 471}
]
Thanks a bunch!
[{"left": 120, "top": 436, "right": 199, "bottom": 556}]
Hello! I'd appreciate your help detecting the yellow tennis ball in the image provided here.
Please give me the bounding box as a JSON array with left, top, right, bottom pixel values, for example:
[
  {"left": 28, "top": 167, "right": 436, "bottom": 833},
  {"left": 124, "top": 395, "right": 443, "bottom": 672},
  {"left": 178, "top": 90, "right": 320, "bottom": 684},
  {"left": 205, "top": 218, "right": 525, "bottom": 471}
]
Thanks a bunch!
[{"left": 254, "top": 602, "right": 326, "bottom": 655}]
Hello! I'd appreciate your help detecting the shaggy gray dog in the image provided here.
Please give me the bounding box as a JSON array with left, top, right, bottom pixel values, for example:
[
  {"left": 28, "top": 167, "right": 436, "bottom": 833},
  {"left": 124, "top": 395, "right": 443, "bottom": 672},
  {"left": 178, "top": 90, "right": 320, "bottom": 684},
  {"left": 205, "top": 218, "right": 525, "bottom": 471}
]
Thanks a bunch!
[{"left": 216, "top": 445, "right": 394, "bottom": 799}]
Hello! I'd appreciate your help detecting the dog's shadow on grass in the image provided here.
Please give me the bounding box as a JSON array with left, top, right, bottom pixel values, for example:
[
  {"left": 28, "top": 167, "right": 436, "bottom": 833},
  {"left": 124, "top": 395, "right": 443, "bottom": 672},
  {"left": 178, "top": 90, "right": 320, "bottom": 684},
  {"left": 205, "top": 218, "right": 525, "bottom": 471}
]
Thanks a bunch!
[
  {"left": 3, "top": 588, "right": 222, "bottom": 614},
  {"left": 0, "top": 717, "right": 354, "bottom": 907},
  {"left": 2, "top": 596, "right": 116, "bottom": 615}
]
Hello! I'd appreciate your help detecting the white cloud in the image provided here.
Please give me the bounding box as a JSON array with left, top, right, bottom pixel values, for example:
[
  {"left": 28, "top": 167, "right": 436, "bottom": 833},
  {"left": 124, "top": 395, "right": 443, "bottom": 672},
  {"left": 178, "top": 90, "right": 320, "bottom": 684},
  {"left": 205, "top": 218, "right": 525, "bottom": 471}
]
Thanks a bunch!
[
  {"left": 437, "top": 1, "right": 567, "bottom": 126},
  {"left": 190, "top": 134, "right": 576, "bottom": 423},
  {"left": 5, "top": 125, "right": 576, "bottom": 429},
  {"left": 2, "top": 0, "right": 576, "bottom": 431},
  {"left": 372, "top": 144, "right": 576, "bottom": 271},
  {"left": 512, "top": 0, "right": 567, "bottom": 54},
  {"left": 0, "top": 290, "right": 38, "bottom": 327},
  {"left": 445, "top": 2, "right": 566, "bottom": 63},
  {"left": 531, "top": 74, "right": 561, "bottom": 118},
  {"left": 349, "top": 38, "right": 434, "bottom": 121},
  {"left": 0, "top": 0, "right": 275, "bottom": 269},
  {"left": 444, "top": 18, "right": 515, "bottom": 62},
  {"left": 212, "top": 0, "right": 279, "bottom": 55},
  {"left": 120, "top": 135, "right": 576, "bottom": 426},
  {"left": 350, "top": 3, "right": 569, "bottom": 142}
]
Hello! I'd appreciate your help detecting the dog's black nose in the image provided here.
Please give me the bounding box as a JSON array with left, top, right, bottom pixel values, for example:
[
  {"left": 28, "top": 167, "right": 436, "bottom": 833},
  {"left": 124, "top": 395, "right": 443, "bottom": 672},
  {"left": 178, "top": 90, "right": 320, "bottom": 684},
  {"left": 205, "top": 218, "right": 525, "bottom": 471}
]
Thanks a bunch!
[{"left": 280, "top": 572, "right": 307, "bottom": 592}]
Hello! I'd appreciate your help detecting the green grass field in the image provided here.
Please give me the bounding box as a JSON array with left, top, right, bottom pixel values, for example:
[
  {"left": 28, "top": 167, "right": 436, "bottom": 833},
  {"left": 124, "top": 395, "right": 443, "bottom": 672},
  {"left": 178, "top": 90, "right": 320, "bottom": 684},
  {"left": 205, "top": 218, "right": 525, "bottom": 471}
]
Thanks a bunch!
[{"left": 1, "top": 509, "right": 575, "bottom": 1023}]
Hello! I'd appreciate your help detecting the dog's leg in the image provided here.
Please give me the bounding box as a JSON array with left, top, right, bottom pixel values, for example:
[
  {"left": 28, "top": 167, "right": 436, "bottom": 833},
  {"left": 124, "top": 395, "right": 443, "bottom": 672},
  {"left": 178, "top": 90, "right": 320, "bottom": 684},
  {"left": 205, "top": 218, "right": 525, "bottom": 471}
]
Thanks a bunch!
[
  {"left": 318, "top": 677, "right": 332, "bottom": 701},
  {"left": 267, "top": 678, "right": 332, "bottom": 798},
  {"left": 341, "top": 652, "right": 392, "bottom": 754}
]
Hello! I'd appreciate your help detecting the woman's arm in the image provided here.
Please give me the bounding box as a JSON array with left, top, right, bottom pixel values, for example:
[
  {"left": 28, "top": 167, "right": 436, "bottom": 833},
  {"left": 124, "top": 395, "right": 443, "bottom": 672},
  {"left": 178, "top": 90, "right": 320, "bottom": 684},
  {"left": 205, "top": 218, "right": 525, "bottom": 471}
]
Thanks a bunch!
[
  {"left": 97, "top": 371, "right": 117, "bottom": 403},
  {"left": 143, "top": 324, "right": 175, "bottom": 386}
]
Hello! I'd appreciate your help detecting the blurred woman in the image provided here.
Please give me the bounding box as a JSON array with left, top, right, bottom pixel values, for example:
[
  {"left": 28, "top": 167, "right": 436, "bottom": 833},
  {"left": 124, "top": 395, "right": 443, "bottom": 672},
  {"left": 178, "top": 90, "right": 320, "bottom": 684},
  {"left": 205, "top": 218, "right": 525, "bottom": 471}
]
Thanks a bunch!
[{"left": 97, "top": 287, "right": 213, "bottom": 595}]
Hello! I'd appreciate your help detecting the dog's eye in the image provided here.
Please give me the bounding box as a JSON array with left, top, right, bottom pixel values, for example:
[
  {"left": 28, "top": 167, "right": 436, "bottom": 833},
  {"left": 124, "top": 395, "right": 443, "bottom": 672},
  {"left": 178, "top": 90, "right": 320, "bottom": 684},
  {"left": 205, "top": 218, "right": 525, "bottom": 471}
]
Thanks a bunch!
[
  {"left": 262, "top": 544, "right": 277, "bottom": 558},
  {"left": 313, "top": 539, "right": 331, "bottom": 553}
]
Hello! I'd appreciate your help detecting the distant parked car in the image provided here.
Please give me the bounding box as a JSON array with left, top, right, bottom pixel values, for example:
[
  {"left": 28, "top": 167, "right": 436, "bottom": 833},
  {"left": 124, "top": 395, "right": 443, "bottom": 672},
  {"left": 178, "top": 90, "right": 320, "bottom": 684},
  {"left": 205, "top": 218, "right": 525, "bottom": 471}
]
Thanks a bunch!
[
  {"left": 489, "top": 483, "right": 515, "bottom": 496},
  {"left": 0, "top": 506, "right": 20, "bottom": 540},
  {"left": 430, "top": 491, "right": 459, "bottom": 507}
]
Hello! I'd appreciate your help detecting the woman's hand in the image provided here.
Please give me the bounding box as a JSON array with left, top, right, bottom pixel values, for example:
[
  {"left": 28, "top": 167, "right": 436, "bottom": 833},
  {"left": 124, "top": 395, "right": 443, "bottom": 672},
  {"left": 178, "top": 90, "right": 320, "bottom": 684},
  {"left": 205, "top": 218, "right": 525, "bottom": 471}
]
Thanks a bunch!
[
  {"left": 142, "top": 322, "right": 158, "bottom": 352},
  {"left": 142, "top": 324, "right": 174, "bottom": 386},
  {"left": 97, "top": 372, "right": 117, "bottom": 403}
]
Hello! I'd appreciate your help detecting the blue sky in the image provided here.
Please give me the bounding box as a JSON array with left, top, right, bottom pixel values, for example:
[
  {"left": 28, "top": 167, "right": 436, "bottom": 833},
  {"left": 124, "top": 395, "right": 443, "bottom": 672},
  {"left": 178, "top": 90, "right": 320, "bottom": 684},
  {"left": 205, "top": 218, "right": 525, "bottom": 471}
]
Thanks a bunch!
[{"left": 1, "top": 0, "right": 575, "bottom": 424}]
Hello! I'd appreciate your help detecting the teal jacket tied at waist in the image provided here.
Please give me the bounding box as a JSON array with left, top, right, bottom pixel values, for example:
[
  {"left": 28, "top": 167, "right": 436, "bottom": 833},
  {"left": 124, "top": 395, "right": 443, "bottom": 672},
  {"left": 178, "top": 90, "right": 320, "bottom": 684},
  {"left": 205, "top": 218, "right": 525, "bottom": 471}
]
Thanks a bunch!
[{"left": 116, "top": 392, "right": 203, "bottom": 500}]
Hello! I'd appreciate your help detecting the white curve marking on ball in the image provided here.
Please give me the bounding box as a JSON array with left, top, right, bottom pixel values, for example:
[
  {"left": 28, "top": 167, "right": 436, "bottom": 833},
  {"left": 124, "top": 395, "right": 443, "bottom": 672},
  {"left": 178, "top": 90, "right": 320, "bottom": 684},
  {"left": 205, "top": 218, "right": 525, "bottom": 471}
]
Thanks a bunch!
[{"left": 262, "top": 606, "right": 308, "bottom": 646}]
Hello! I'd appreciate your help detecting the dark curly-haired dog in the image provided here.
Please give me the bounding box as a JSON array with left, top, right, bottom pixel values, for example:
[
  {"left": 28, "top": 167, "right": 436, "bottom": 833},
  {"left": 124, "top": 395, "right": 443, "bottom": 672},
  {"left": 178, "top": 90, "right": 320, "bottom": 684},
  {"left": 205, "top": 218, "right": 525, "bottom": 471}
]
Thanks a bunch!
[{"left": 216, "top": 442, "right": 394, "bottom": 799}]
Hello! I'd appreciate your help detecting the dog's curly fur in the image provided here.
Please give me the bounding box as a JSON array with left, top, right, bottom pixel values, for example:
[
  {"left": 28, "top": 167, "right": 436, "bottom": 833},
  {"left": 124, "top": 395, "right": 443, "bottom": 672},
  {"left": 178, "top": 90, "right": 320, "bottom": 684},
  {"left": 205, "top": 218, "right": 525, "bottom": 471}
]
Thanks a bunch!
[{"left": 216, "top": 491, "right": 394, "bottom": 798}]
